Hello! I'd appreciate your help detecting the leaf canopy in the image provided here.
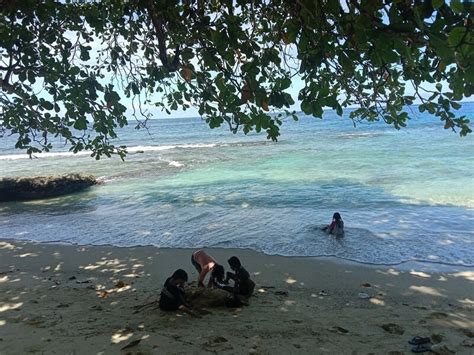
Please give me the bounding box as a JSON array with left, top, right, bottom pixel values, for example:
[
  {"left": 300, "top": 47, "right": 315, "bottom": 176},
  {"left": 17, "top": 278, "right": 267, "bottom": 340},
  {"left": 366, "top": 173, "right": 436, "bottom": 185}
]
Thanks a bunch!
[{"left": 0, "top": 0, "right": 472, "bottom": 158}]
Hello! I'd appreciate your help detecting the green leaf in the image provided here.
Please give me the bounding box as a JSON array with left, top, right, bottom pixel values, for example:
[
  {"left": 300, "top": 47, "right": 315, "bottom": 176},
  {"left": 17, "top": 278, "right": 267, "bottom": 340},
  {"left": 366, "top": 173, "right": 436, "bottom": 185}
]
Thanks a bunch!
[
  {"left": 280, "top": 77, "right": 291, "bottom": 91},
  {"left": 70, "top": 67, "right": 80, "bottom": 76},
  {"left": 339, "top": 53, "right": 354, "bottom": 74},
  {"left": 301, "top": 100, "right": 312, "bottom": 115},
  {"left": 451, "top": 101, "right": 461, "bottom": 110},
  {"left": 27, "top": 70, "right": 36, "bottom": 84},
  {"left": 311, "top": 101, "right": 323, "bottom": 118},
  {"left": 432, "top": 0, "right": 444, "bottom": 9},
  {"left": 73, "top": 118, "right": 87, "bottom": 130},
  {"left": 381, "top": 50, "right": 399, "bottom": 64},
  {"left": 450, "top": 0, "right": 464, "bottom": 13},
  {"left": 448, "top": 27, "right": 466, "bottom": 47},
  {"left": 80, "top": 45, "right": 90, "bottom": 61},
  {"left": 41, "top": 101, "right": 54, "bottom": 110},
  {"left": 131, "top": 82, "right": 140, "bottom": 95}
]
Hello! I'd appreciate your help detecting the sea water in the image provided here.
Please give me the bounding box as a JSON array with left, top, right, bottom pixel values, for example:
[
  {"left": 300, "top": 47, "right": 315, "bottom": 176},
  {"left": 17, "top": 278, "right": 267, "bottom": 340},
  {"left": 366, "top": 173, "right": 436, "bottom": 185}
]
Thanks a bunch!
[{"left": 0, "top": 105, "right": 473, "bottom": 267}]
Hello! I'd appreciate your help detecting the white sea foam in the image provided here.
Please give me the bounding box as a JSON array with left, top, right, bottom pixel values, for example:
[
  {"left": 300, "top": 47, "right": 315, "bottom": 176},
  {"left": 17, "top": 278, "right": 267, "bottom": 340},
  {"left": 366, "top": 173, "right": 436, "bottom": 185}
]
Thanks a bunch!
[
  {"left": 168, "top": 161, "right": 184, "bottom": 167},
  {"left": 127, "top": 143, "right": 218, "bottom": 154},
  {"left": 0, "top": 150, "right": 91, "bottom": 161},
  {"left": 0, "top": 143, "right": 220, "bottom": 160}
]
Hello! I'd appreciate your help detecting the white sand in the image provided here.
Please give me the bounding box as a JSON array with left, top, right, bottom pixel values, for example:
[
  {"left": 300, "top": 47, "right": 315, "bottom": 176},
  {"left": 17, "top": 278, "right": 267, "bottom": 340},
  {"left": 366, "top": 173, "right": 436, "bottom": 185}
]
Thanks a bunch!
[{"left": 0, "top": 240, "right": 473, "bottom": 354}]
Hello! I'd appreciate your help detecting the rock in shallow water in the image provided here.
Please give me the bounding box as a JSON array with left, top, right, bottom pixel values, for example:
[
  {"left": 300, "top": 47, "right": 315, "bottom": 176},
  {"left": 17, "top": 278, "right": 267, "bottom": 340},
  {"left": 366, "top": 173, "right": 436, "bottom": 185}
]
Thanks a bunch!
[{"left": 0, "top": 174, "right": 97, "bottom": 201}]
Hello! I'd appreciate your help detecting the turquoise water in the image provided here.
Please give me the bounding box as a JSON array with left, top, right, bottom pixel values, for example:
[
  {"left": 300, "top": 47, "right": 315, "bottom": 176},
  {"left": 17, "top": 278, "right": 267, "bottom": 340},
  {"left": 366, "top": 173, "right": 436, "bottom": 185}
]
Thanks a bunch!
[{"left": 0, "top": 105, "right": 473, "bottom": 266}]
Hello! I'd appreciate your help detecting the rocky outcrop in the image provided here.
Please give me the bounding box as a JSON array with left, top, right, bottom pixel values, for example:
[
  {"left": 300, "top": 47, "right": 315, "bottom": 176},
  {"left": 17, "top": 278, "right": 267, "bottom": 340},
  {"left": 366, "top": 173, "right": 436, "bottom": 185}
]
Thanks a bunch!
[{"left": 0, "top": 174, "right": 97, "bottom": 202}]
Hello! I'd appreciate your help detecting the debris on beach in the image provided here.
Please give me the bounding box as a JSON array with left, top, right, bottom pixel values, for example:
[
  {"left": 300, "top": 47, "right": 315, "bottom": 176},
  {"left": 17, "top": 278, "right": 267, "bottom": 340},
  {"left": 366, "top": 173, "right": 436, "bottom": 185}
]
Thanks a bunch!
[
  {"left": 115, "top": 281, "right": 127, "bottom": 288},
  {"left": 381, "top": 323, "right": 404, "bottom": 335},
  {"left": 461, "top": 338, "right": 474, "bottom": 347},
  {"left": 429, "top": 312, "right": 448, "bottom": 319},
  {"left": 459, "top": 328, "right": 474, "bottom": 338},
  {"left": 98, "top": 290, "right": 109, "bottom": 298},
  {"left": 121, "top": 338, "right": 142, "bottom": 350},
  {"left": 202, "top": 336, "right": 232, "bottom": 351},
  {"left": 329, "top": 326, "right": 349, "bottom": 334},
  {"left": 431, "top": 333, "right": 444, "bottom": 344},
  {"left": 430, "top": 343, "right": 455, "bottom": 354},
  {"left": 75, "top": 279, "right": 92, "bottom": 284}
]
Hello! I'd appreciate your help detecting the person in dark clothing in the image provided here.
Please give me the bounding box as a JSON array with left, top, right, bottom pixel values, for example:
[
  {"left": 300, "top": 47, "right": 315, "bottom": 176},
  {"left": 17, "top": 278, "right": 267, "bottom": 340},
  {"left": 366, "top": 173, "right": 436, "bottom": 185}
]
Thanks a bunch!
[
  {"left": 209, "top": 264, "right": 225, "bottom": 288},
  {"left": 220, "top": 256, "right": 255, "bottom": 298},
  {"left": 322, "top": 212, "right": 344, "bottom": 237},
  {"left": 159, "top": 269, "right": 190, "bottom": 311}
]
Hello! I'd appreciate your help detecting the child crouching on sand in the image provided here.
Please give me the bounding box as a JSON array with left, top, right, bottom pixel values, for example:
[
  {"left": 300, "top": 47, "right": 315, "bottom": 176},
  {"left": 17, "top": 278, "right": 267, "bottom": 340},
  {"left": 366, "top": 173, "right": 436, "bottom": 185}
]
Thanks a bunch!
[
  {"left": 322, "top": 212, "right": 345, "bottom": 237},
  {"left": 191, "top": 249, "right": 225, "bottom": 288},
  {"left": 217, "top": 256, "right": 255, "bottom": 306},
  {"left": 159, "top": 269, "right": 196, "bottom": 314}
]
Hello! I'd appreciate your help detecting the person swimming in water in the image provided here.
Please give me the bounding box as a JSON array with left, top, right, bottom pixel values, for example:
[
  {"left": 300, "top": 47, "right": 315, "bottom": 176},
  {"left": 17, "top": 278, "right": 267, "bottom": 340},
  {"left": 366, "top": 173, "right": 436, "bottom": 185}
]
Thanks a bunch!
[{"left": 322, "top": 212, "right": 345, "bottom": 237}]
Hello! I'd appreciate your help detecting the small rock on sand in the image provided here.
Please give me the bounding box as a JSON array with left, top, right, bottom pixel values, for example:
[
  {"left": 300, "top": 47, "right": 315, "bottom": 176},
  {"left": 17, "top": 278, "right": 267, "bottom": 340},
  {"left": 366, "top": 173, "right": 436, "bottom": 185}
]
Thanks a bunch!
[
  {"left": 115, "top": 281, "right": 127, "bottom": 288},
  {"left": 202, "top": 336, "right": 229, "bottom": 350},
  {"left": 460, "top": 328, "right": 474, "bottom": 338},
  {"left": 429, "top": 312, "right": 448, "bottom": 319},
  {"left": 329, "top": 326, "right": 349, "bottom": 334},
  {"left": 461, "top": 338, "right": 474, "bottom": 347},
  {"left": 381, "top": 323, "right": 404, "bottom": 335},
  {"left": 430, "top": 343, "right": 455, "bottom": 354},
  {"left": 431, "top": 333, "right": 444, "bottom": 344}
]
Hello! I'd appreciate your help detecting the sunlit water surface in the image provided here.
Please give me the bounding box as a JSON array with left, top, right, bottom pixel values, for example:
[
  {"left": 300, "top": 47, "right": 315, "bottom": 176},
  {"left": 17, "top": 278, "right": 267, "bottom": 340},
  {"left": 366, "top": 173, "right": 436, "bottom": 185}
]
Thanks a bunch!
[{"left": 1, "top": 105, "right": 473, "bottom": 267}]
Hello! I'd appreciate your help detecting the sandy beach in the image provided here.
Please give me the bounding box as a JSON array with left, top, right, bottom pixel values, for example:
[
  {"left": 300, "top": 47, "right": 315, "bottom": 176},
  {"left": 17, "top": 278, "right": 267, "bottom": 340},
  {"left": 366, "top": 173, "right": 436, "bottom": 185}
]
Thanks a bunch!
[{"left": 0, "top": 240, "right": 473, "bottom": 354}]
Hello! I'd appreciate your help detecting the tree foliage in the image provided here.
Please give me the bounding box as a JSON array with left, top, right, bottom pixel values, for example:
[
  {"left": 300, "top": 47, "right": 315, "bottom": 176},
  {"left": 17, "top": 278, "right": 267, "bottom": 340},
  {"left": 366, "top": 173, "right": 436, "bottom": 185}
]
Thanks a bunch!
[{"left": 0, "top": 0, "right": 472, "bottom": 158}]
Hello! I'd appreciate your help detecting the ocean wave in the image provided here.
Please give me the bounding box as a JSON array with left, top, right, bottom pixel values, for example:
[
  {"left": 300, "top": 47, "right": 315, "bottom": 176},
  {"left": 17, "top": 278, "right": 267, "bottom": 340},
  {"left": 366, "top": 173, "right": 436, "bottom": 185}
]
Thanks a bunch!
[
  {"left": 0, "top": 143, "right": 220, "bottom": 160},
  {"left": 168, "top": 160, "right": 184, "bottom": 167},
  {"left": 339, "top": 132, "right": 382, "bottom": 139},
  {"left": 127, "top": 143, "right": 218, "bottom": 153},
  {"left": 0, "top": 150, "right": 91, "bottom": 161},
  {"left": 0, "top": 142, "right": 264, "bottom": 161}
]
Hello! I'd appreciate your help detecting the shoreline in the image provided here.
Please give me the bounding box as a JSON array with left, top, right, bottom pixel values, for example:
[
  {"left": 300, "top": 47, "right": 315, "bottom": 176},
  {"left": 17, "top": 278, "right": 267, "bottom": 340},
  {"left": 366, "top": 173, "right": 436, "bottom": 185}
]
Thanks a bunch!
[
  {"left": 1, "top": 236, "right": 473, "bottom": 273},
  {"left": 1, "top": 239, "right": 473, "bottom": 354}
]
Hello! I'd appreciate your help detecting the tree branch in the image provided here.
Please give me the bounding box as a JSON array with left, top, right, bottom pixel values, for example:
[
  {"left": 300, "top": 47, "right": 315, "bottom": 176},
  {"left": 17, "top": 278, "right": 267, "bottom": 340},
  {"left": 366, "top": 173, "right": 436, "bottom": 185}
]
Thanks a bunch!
[{"left": 144, "top": 0, "right": 180, "bottom": 71}]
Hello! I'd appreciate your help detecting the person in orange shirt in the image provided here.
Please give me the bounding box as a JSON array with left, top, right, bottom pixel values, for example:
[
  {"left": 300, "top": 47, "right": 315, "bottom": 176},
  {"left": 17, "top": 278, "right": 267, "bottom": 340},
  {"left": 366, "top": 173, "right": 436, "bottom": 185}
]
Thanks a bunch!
[{"left": 191, "top": 249, "right": 225, "bottom": 287}]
